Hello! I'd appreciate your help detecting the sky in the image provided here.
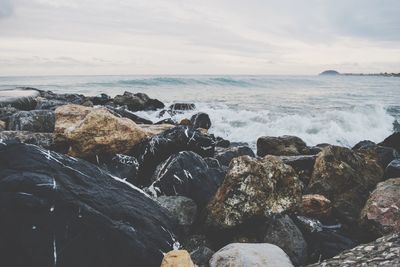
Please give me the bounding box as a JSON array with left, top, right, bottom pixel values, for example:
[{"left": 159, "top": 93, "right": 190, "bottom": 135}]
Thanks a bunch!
[{"left": 0, "top": 0, "right": 399, "bottom": 75}]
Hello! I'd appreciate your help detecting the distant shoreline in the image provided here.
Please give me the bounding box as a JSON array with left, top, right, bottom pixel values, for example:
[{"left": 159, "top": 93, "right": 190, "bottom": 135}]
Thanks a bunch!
[{"left": 320, "top": 70, "right": 400, "bottom": 77}]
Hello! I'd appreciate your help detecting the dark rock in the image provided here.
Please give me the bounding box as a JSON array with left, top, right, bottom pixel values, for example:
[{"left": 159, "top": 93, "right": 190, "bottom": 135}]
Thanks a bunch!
[
  {"left": 308, "top": 145, "right": 383, "bottom": 225},
  {"left": 113, "top": 91, "right": 164, "bottom": 111},
  {"left": 35, "top": 98, "right": 69, "bottom": 110},
  {"left": 39, "top": 90, "right": 86, "bottom": 105},
  {"left": 0, "top": 106, "right": 19, "bottom": 122},
  {"left": 0, "top": 131, "right": 55, "bottom": 149},
  {"left": 319, "top": 70, "right": 340, "bottom": 76},
  {"left": 214, "top": 136, "right": 230, "bottom": 148},
  {"left": 308, "top": 146, "right": 323, "bottom": 155},
  {"left": 155, "top": 118, "right": 176, "bottom": 125},
  {"left": 106, "top": 105, "right": 153, "bottom": 124},
  {"left": 0, "top": 120, "right": 4, "bottom": 131},
  {"left": 183, "top": 235, "right": 213, "bottom": 253},
  {"left": 294, "top": 216, "right": 356, "bottom": 263},
  {"left": 0, "top": 142, "right": 178, "bottom": 267},
  {"left": 379, "top": 132, "right": 400, "bottom": 151},
  {"left": 190, "top": 112, "right": 211, "bottom": 130},
  {"left": 279, "top": 155, "right": 317, "bottom": 186},
  {"left": 8, "top": 110, "right": 55, "bottom": 132},
  {"left": 89, "top": 93, "right": 112, "bottom": 105},
  {"left": 215, "top": 145, "right": 255, "bottom": 166},
  {"left": 264, "top": 215, "right": 308, "bottom": 266},
  {"left": 206, "top": 155, "right": 302, "bottom": 229},
  {"left": 354, "top": 143, "right": 398, "bottom": 168},
  {"left": 306, "top": 234, "right": 400, "bottom": 267},
  {"left": 157, "top": 196, "right": 198, "bottom": 227},
  {"left": 384, "top": 159, "right": 400, "bottom": 179},
  {"left": 360, "top": 178, "right": 400, "bottom": 238},
  {"left": 130, "top": 126, "right": 215, "bottom": 185},
  {"left": 352, "top": 140, "right": 376, "bottom": 150},
  {"left": 0, "top": 89, "right": 39, "bottom": 110},
  {"left": 100, "top": 154, "right": 139, "bottom": 181},
  {"left": 147, "top": 151, "right": 224, "bottom": 208},
  {"left": 190, "top": 246, "right": 214, "bottom": 267},
  {"left": 170, "top": 103, "right": 196, "bottom": 111},
  {"left": 257, "top": 135, "right": 309, "bottom": 157}
]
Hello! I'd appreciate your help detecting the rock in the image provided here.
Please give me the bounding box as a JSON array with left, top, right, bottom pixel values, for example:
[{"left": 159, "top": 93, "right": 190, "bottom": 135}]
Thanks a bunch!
[
  {"left": 106, "top": 105, "right": 153, "bottom": 124},
  {"left": 180, "top": 118, "right": 192, "bottom": 126},
  {"left": 55, "top": 105, "right": 147, "bottom": 160},
  {"left": 156, "top": 118, "right": 176, "bottom": 125},
  {"left": 81, "top": 100, "right": 93, "bottom": 107},
  {"left": 183, "top": 235, "right": 213, "bottom": 253},
  {"left": 99, "top": 154, "right": 139, "bottom": 181},
  {"left": 8, "top": 110, "right": 55, "bottom": 133},
  {"left": 0, "top": 131, "right": 55, "bottom": 149},
  {"left": 0, "top": 120, "right": 5, "bottom": 131},
  {"left": 0, "top": 142, "right": 178, "bottom": 267},
  {"left": 35, "top": 97, "right": 69, "bottom": 110},
  {"left": 279, "top": 155, "right": 316, "bottom": 186},
  {"left": 130, "top": 126, "right": 215, "bottom": 185},
  {"left": 0, "top": 106, "right": 19, "bottom": 122},
  {"left": 352, "top": 140, "right": 376, "bottom": 149},
  {"left": 379, "top": 132, "right": 400, "bottom": 151},
  {"left": 301, "top": 194, "right": 332, "bottom": 220},
  {"left": 308, "top": 145, "right": 383, "bottom": 225},
  {"left": 360, "top": 178, "right": 400, "bottom": 238},
  {"left": 263, "top": 215, "right": 308, "bottom": 266},
  {"left": 190, "top": 246, "right": 214, "bottom": 267},
  {"left": 148, "top": 151, "right": 225, "bottom": 207},
  {"left": 113, "top": 91, "right": 164, "bottom": 111},
  {"left": 206, "top": 155, "right": 302, "bottom": 229},
  {"left": 209, "top": 243, "right": 294, "bottom": 267},
  {"left": 0, "top": 89, "right": 39, "bottom": 110},
  {"left": 306, "top": 233, "right": 400, "bottom": 267},
  {"left": 39, "top": 90, "right": 85, "bottom": 105},
  {"left": 384, "top": 159, "right": 400, "bottom": 179},
  {"left": 215, "top": 146, "right": 255, "bottom": 166},
  {"left": 157, "top": 196, "right": 198, "bottom": 227},
  {"left": 214, "top": 137, "right": 230, "bottom": 148},
  {"left": 160, "top": 250, "right": 196, "bottom": 267},
  {"left": 354, "top": 143, "right": 398, "bottom": 168},
  {"left": 190, "top": 113, "right": 211, "bottom": 130},
  {"left": 170, "top": 103, "right": 196, "bottom": 111},
  {"left": 257, "top": 135, "right": 309, "bottom": 157},
  {"left": 294, "top": 216, "right": 356, "bottom": 263},
  {"left": 139, "top": 124, "right": 176, "bottom": 136},
  {"left": 89, "top": 93, "right": 111, "bottom": 105}
]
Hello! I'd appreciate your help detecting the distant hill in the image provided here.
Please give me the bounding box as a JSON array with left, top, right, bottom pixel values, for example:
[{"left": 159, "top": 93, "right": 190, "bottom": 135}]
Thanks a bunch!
[{"left": 319, "top": 70, "right": 340, "bottom": 76}]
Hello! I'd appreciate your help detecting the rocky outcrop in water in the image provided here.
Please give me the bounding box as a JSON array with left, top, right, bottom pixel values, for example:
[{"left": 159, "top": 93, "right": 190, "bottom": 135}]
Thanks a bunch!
[
  {"left": 112, "top": 91, "right": 164, "bottom": 111},
  {"left": 257, "top": 135, "right": 309, "bottom": 157}
]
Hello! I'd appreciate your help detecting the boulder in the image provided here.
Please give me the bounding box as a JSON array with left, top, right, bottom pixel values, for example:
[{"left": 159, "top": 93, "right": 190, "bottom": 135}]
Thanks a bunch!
[
  {"left": 8, "top": 110, "right": 55, "bottom": 132},
  {"left": 257, "top": 135, "right": 309, "bottom": 157},
  {"left": 379, "top": 132, "right": 400, "bottom": 151},
  {"left": 148, "top": 151, "right": 225, "bottom": 207},
  {"left": 215, "top": 145, "right": 255, "bottom": 166},
  {"left": 89, "top": 93, "right": 111, "bottom": 105},
  {"left": 0, "top": 120, "right": 5, "bottom": 131},
  {"left": 263, "top": 215, "right": 308, "bottom": 266},
  {"left": 279, "top": 155, "right": 316, "bottom": 186},
  {"left": 0, "top": 106, "right": 19, "bottom": 122},
  {"left": 35, "top": 97, "right": 69, "bottom": 110},
  {"left": 206, "top": 155, "right": 302, "bottom": 229},
  {"left": 209, "top": 243, "right": 294, "bottom": 267},
  {"left": 113, "top": 91, "right": 164, "bottom": 111},
  {"left": 130, "top": 126, "right": 215, "bottom": 185},
  {"left": 155, "top": 118, "right": 176, "bottom": 125},
  {"left": 308, "top": 145, "right": 383, "bottom": 224},
  {"left": 170, "top": 103, "right": 196, "bottom": 111},
  {"left": 354, "top": 143, "right": 398, "bottom": 168},
  {"left": 0, "top": 131, "right": 55, "bottom": 149},
  {"left": 0, "top": 142, "right": 178, "bottom": 267},
  {"left": 55, "top": 105, "right": 147, "bottom": 160},
  {"left": 0, "top": 89, "right": 39, "bottom": 110},
  {"left": 301, "top": 194, "right": 332, "bottom": 220},
  {"left": 179, "top": 118, "right": 192, "bottom": 126},
  {"left": 190, "top": 246, "right": 214, "bottom": 267},
  {"left": 384, "top": 159, "right": 400, "bottom": 179},
  {"left": 39, "top": 90, "right": 85, "bottom": 105},
  {"left": 106, "top": 105, "right": 153, "bottom": 124},
  {"left": 160, "top": 250, "right": 196, "bottom": 267},
  {"left": 190, "top": 113, "right": 211, "bottom": 130},
  {"left": 352, "top": 140, "right": 376, "bottom": 150},
  {"left": 139, "top": 124, "right": 175, "bottom": 136},
  {"left": 157, "top": 196, "right": 198, "bottom": 227},
  {"left": 306, "top": 234, "right": 400, "bottom": 267},
  {"left": 99, "top": 154, "right": 139, "bottom": 181},
  {"left": 214, "top": 136, "right": 230, "bottom": 148},
  {"left": 360, "top": 178, "right": 400, "bottom": 237}
]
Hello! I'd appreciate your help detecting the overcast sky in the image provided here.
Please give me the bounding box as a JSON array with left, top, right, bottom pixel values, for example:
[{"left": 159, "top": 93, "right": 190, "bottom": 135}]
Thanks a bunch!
[{"left": 0, "top": 0, "right": 399, "bottom": 75}]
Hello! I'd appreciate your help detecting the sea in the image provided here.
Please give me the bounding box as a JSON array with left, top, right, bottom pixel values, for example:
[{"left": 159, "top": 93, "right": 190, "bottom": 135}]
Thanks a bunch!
[{"left": 1, "top": 75, "right": 399, "bottom": 149}]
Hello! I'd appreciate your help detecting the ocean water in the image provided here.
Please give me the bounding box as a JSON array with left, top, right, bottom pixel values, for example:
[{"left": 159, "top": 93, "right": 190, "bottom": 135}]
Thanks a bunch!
[{"left": 1, "top": 75, "right": 399, "bottom": 149}]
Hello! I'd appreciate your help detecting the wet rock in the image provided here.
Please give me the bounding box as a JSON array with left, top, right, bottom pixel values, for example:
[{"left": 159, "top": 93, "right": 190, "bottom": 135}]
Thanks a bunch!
[
  {"left": 106, "top": 105, "right": 153, "bottom": 124},
  {"left": 190, "top": 246, "right": 214, "bottom": 267},
  {"left": 89, "top": 93, "right": 111, "bottom": 105},
  {"left": 0, "top": 106, "right": 19, "bottom": 122},
  {"left": 157, "top": 196, "right": 198, "bottom": 227},
  {"left": 214, "top": 136, "right": 230, "bottom": 148},
  {"left": 257, "top": 135, "right": 309, "bottom": 157},
  {"left": 206, "top": 155, "right": 302, "bottom": 229},
  {"left": 306, "top": 233, "right": 400, "bottom": 267},
  {"left": 209, "top": 243, "right": 294, "bottom": 267},
  {"left": 113, "top": 91, "right": 164, "bottom": 111},
  {"left": 183, "top": 235, "right": 213, "bottom": 253},
  {"left": 0, "top": 142, "right": 178, "bottom": 267},
  {"left": 190, "top": 112, "right": 211, "bottom": 130},
  {"left": 279, "top": 155, "right": 316, "bottom": 185},
  {"left": 55, "top": 104, "right": 147, "bottom": 160},
  {"left": 160, "top": 250, "right": 196, "bottom": 267},
  {"left": 35, "top": 97, "right": 69, "bottom": 110},
  {"left": 148, "top": 151, "right": 224, "bottom": 207},
  {"left": 130, "top": 126, "right": 215, "bottom": 184},
  {"left": 179, "top": 118, "right": 192, "bottom": 126},
  {"left": 384, "top": 159, "right": 400, "bottom": 179},
  {"left": 0, "top": 120, "right": 5, "bottom": 131},
  {"left": 263, "top": 215, "right": 308, "bottom": 266},
  {"left": 214, "top": 145, "right": 255, "bottom": 166},
  {"left": 0, "top": 89, "right": 39, "bottom": 110},
  {"left": 39, "top": 90, "right": 86, "bottom": 105},
  {"left": 138, "top": 124, "right": 175, "bottom": 136},
  {"left": 360, "top": 178, "right": 400, "bottom": 238},
  {"left": 170, "top": 103, "right": 196, "bottom": 111},
  {"left": 156, "top": 118, "right": 176, "bottom": 125},
  {"left": 352, "top": 140, "right": 376, "bottom": 150},
  {"left": 8, "top": 110, "right": 55, "bottom": 132},
  {"left": 308, "top": 145, "right": 383, "bottom": 225},
  {"left": 100, "top": 154, "right": 139, "bottom": 181},
  {"left": 301, "top": 194, "right": 332, "bottom": 220},
  {"left": 379, "top": 132, "right": 400, "bottom": 151},
  {"left": 354, "top": 143, "right": 398, "bottom": 168},
  {"left": 0, "top": 131, "right": 55, "bottom": 149}
]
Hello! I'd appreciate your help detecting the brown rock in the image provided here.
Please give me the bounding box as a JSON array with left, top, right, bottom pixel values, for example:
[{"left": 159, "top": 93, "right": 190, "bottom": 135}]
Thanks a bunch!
[
  {"left": 160, "top": 250, "right": 197, "bottom": 267},
  {"left": 0, "top": 120, "right": 5, "bottom": 131},
  {"left": 179, "top": 118, "right": 192, "bottom": 126},
  {"left": 308, "top": 145, "right": 383, "bottom": 224},
  {"left": 360, "top": 178, "right": 400, "bottom": 237},
  {"left": 206, "top": 155, "right": 302, "bottom": 229},
  {"left": 257, "top": 135, "right": 309, "bottom": 157},
  {"left": 139, "top": 124, "right": 175, "bottom": 136},
  {"left": 301, "top": 194, "right": 332, "bottom": 220},
  {"left": 55, "top": 104, "right": 147, "bottom": 159}
]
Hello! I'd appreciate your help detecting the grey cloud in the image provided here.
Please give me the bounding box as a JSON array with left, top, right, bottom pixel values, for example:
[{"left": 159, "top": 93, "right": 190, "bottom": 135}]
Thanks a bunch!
[{"left": 0, "top": 0, "right": 13, "bottom": 18}]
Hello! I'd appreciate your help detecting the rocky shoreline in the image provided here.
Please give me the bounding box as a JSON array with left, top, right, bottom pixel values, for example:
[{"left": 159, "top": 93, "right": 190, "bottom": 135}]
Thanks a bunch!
[{"left": 0, "top": 88, "right": 399, "bottom": 267}]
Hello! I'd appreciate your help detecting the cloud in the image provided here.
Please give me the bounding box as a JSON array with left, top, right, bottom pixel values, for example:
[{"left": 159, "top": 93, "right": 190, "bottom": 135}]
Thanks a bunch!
[{"left": 0, "top": 0, "right": 13, "bottom": 18}]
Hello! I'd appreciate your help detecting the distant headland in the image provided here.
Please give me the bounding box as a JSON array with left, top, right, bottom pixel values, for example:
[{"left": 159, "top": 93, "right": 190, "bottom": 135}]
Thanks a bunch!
[{"left": 319, "top": 70, "right": 400, "bottom": 77}]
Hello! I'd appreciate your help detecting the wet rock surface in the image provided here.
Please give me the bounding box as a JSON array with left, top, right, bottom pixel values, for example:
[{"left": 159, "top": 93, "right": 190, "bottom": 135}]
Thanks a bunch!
[
  {"left": 257, "top": 135, "right": 309, "bottom": 157},
  {"left": 112, "top": 91, "right": 164, "bottom": 111},
  {"left": 215, "top": 145, "right": 255, "bottom": 166},
  {"left": 0, "top": 131, "right": 55, "bottom": 149},
  {"left": 8, "top": 110, "right": 55, "bottom": 132},
  {"left": 0, "top": 89, "right": 40, "bottom": 110},
  {"left": 384, "top": 159, "right": 400, "bottom": 179},
  {"left": 190, "top": 112, "right": 211, "bottom": 129},
  {"left": 157, "top": 196, "right": 198, "bottom": 227}
]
